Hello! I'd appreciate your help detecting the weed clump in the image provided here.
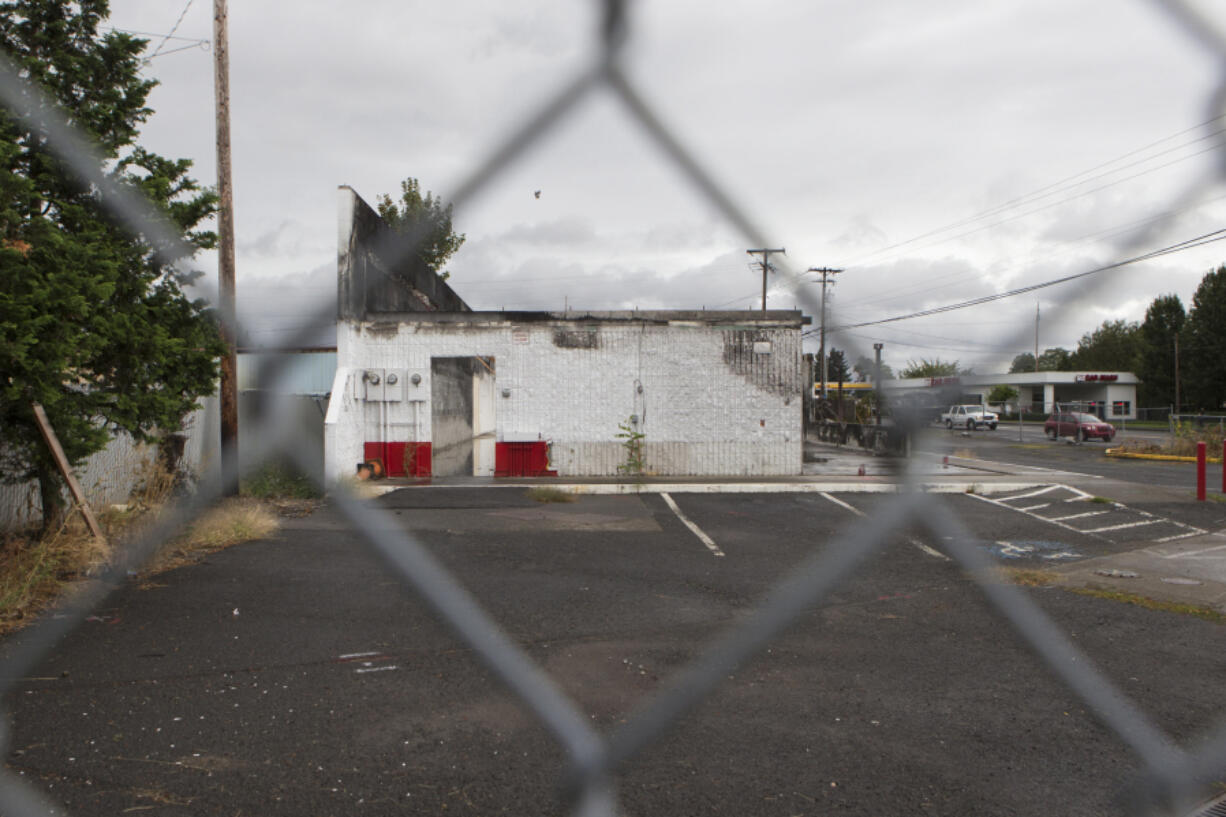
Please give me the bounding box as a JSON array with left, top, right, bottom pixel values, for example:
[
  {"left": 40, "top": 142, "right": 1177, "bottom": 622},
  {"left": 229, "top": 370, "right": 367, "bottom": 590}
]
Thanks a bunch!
[{"left": 527, "top": 487, "right": 576, "bottom": 503}]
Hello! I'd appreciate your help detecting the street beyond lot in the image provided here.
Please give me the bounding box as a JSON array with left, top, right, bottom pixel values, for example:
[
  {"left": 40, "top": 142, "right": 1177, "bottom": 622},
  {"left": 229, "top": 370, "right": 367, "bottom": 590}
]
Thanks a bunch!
[
  {"left": 6, "top": 484, "right": 1226, "bottom": 816},
  {"left": 915, "top": 422, "right": 1223, "bottom": 491}
]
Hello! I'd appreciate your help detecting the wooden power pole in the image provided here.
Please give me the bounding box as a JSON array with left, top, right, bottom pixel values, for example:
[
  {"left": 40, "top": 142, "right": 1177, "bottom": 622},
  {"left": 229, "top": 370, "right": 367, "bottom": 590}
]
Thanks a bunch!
[
  {"left": 810, "top": 266, "right": 842, "bottom": 398},
  {"left": 747, "top": 247, "right": 785, "bottom": 312},
  {"left": 214, "top": 0, "right": 238, "bottom": 495}
]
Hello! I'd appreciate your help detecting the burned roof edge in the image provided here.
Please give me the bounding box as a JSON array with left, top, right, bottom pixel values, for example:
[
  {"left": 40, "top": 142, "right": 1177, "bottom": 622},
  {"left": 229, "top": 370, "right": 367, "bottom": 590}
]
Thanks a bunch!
[{"left": 347, "top": 309, "right": 811, "bottom": 327}]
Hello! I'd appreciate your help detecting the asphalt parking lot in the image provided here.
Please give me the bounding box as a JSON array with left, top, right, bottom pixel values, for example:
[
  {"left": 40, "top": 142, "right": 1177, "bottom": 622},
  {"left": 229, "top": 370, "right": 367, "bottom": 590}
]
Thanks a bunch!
[{"left": 7, "top": 485, "right": 1226, "bottom": 816}]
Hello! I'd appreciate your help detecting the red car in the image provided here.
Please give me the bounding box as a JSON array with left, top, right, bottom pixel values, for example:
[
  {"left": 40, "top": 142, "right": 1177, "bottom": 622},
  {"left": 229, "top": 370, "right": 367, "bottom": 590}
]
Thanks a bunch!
[{"left": 1044, "top": 412, "right": 1115, "bottom": 442}]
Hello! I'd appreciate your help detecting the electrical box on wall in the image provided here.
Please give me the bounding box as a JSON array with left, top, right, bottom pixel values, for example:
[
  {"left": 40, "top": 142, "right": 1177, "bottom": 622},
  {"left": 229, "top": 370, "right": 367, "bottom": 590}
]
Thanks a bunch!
[
  {"left": 359, "top": 368, "right": 405, "bottom": 402},
  {"left": 404, "top": 369, "right": 427, "bottom": 400}
]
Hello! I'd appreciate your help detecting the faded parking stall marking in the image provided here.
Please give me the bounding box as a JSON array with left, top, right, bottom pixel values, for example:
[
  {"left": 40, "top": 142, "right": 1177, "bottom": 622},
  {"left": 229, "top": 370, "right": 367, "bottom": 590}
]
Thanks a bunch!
[
  {"left": 970, "top": 484, "right": 1207, "bottom": 545},
  {"left": 819, "top": 493, "right": 949, "bottom": 560},
  {"left": 660, "top": 493, "right": 725, "bottom": 557}
]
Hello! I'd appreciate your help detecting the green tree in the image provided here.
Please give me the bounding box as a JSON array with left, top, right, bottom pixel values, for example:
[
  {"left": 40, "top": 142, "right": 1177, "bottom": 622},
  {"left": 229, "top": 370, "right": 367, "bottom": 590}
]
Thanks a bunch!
[
  {"left": 853, "top": 355, "right": 894, "bottom": 382},
  {"left": 1136, "top": 294, "right": 1184, "bottom": 408},
  {"left": 1009, "top": 352, "right": 1036, "bottom": 373},
  {"left": 987, "top": 384, "right": 1018, "bottom": 405},
  {"left": 376, "top": 177, "right": 466, "bottom": 279},
  {"left": 1070, "top": 319, "right": 1141, "bottom": 372},
  {"left": 0, "top": 1, "right": 223, "bottom": 531},
  {"left": 825, "top": 347, "right": 851, "bottom": 384},
  {"left": 1183, "top": 265, "right": 1226, "bottom": 411},
  {"left": 899, "top": 358, "right": 965, "bottom": 379},
  {"left": 1037, "top": 347, "right": 1072, "bottom": 371}
]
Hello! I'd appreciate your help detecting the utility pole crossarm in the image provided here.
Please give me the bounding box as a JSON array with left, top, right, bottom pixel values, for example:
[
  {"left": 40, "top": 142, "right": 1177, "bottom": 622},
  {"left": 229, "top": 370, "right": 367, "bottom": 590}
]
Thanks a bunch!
[{"left": 747, "top": 247, "right": 785, "bottom": 312}]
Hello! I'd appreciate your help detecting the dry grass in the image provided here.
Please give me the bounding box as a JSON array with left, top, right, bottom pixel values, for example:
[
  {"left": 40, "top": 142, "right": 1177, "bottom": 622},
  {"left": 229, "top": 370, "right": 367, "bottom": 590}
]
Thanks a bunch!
[
  {"left": 140, "top": 498, "right": 279, "bottom": 576},
  {"left": 1070, "top": 587, "right": 1226, "bottom": 623},
  {"left": 0, "top": 458, "right": 286, "bottom": 634},
  {"left": 1114, "top": 422, "right": 1224, "bottom": 458},
  {"left": 526, "top": 486, "right": 576, "bottom": 503},
  {"left": 993, "top": 566, "right": 1061, "bottom": 587}
]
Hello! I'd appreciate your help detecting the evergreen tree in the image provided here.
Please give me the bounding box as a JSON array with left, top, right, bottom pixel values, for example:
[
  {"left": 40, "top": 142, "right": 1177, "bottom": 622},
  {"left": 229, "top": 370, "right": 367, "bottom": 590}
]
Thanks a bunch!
[
  {"left": 1136, "top": 294, "right": 1184, "bottom": 408},
  {"left": 1036, "top": 347, "right": 1072, "bottom": 371},
  {"left": 0, "top": 1, "right": 223, "bottom": 531},
  {"left": 1009, "top": 352, "right": 1036, "bottom": 373},
  {"left": 825, "top": 347, "right": 851, "bottom": 384},
  {"left": 900, "top": 358, "right": 964, "bottom": 378},
  {"left": 1183, "top": 265, "right": 1226, "bottom": 412},
  {"left": 376, "top": 177, "right": 465, "bottom": 279},
  {"left": 1070, "top": 319, "right": 1141, "bottom": 372},
  {"left": 853, "top": 355, "right": 894, "bottom": 382}
]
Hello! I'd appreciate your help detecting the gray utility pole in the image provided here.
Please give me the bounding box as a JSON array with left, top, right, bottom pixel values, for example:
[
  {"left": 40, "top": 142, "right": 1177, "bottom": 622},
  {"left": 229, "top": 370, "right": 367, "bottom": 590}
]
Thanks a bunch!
[
  {"left": 214, "top": 0, "right": 238, "bottom": 496},
  {"left": 810, "top": 266, "right": 843, "bottom": 398},
  {"left": 1034, "top": 302, "right": 1040, "bottom": 373},
  {"left": 873, "top": 343, "right": 884, "bottom": 425},
  {"left": 747, "top": 247, "right": 785, "bottom": 312}
]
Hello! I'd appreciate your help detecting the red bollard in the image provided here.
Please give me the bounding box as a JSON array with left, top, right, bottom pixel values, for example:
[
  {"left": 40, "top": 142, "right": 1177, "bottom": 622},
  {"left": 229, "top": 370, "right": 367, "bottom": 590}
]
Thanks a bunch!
[{"left": 1197, "top": 441, "right": 1206, "bottom": 501}]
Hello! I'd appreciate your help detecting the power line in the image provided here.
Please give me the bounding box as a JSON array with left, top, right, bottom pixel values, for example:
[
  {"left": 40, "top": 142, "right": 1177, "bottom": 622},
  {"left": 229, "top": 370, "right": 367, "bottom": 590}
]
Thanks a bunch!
[
  {"left": 837, "top": 113, "right": 1226, "bottom": 270},
  {"left": 862, "top": 139, "right": 1225, "bottom": 268},
  {"left": 806, "top": 229, "right": 1226, "bottom": 335},
  {"left": 835, "top": 192, "right": 1226, "bottom": 317},
  {"left": 151, "top": 0, "right": 197, "bottom": 59}
]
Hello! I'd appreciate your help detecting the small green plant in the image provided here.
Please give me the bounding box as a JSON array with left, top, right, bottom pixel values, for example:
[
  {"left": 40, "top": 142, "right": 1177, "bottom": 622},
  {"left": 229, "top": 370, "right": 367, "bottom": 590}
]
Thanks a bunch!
[
  {"left": 616, "top": 419, "right": 646, "bottom": 476},
  {"left": 241, "top": 461, "right": 320, "bottom": 500},
  {"left": 1089, "top": 496, "right": 1113, "bottom": 504}
]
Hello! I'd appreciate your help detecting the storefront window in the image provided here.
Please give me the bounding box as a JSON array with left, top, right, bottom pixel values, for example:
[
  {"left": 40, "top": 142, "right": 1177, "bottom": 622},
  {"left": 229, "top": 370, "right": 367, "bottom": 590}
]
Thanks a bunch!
[{"left": 1112, "top": 401, "right": 1130, "bottom": 417}]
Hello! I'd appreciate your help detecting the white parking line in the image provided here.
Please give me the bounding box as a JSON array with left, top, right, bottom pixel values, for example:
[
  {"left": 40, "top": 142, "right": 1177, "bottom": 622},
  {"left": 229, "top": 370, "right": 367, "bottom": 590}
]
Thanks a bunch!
[
  {"left": 1002, "top": 486, "right": 1060, "bottom": 501},
  {"left": 660, "top": 492, "right": 724, "bottom": 557},
  {"left": 1081, "top": 519, "right": 1162, "bottom": 534},
  {"left": 819, "top": 493, "right": 948, "bottom": 560},
  {"left": 1015, "top": 503, "right": 1051, "bottom": 511},
  {"left": 1157, "top": 541, "right": 1226, "bottom": 556},
  {"left": 1153, "top": 530, "right": 1208, "bottom": 544},
  {"left": 820, "top": 492, "right": 863, "bottom": 517},
  {"left": 1048, "top": 511, "right": 1112, "bottom": 522}
]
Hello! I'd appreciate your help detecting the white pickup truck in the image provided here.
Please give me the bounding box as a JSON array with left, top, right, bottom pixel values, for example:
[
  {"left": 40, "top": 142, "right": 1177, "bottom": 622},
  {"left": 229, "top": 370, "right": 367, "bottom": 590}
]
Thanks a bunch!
[{"left": 941, "top": 404, "right": 998, "bottom": 430}]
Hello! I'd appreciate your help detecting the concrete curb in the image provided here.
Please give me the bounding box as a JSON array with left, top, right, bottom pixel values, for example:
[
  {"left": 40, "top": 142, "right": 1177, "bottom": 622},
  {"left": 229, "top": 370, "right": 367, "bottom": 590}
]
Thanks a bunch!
[
  {"left": 1105, "top": 448, "right": 1222, "bottom": 464},
  {"left": 365, "top": 480, "right": 1049, "bottom": 497}
]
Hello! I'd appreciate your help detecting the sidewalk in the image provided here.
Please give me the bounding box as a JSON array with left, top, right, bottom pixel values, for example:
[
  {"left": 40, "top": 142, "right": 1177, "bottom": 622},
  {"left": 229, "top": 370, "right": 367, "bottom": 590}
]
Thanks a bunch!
[{"left": 363, "top": 446, "right": 1051, "bottom": 497}]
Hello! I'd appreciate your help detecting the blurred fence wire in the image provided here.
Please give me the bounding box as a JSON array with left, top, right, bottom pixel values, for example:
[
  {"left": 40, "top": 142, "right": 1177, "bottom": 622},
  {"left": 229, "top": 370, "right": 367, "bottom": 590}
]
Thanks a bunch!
[{"left": 2, "top": 1, "right": 1226, "bottom": 815}]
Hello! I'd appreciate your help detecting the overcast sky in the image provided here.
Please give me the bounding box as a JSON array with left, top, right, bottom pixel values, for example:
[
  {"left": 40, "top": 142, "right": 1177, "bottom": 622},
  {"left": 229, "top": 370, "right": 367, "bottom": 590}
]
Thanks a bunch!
[{"left": 106, "top": 0, "right": 1226, "bottom": 375}]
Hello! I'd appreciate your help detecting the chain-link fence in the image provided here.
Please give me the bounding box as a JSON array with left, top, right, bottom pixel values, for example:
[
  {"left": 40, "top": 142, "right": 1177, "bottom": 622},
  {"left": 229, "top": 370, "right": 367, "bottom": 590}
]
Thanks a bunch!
[{"left": 3, "top": 1, "right": 1226, "bottom": 815}]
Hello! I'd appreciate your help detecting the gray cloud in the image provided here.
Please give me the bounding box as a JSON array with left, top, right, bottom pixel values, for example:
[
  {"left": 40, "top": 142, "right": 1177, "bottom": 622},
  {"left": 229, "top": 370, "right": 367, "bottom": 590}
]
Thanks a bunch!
[{"left": 107, "top": 0, "right": 1226, "bottom": 365}]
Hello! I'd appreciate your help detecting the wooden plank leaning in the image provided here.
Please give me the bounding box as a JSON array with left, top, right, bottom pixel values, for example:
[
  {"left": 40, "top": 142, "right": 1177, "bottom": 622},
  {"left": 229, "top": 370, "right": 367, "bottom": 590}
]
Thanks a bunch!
[{"left": 31, "top": 402, "right": 105, "bottom": 541}]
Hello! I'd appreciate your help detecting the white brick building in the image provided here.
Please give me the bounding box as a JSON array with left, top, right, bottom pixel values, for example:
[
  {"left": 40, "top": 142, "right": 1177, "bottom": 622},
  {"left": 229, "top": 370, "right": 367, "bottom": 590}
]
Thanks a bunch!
[{"left": 323, "top": 187, "right": 809, "bottom": 482}]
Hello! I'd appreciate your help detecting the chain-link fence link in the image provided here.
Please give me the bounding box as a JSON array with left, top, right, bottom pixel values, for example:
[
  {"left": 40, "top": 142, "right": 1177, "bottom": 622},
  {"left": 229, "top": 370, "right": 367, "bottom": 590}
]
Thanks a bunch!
[{"left": 3, "top": 1, "right": 1226, "bottom": 814}]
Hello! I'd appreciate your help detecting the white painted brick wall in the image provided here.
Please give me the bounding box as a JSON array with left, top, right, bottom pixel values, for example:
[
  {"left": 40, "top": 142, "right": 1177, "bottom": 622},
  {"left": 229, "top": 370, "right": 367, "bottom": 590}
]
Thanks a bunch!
[{"left": 327, "top": 316, "right": 804, "bottom": 481}]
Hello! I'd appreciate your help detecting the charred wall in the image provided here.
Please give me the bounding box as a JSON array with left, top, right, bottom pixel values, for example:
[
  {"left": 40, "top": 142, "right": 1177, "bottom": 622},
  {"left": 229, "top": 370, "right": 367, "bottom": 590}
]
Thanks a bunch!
[{"left": 337, "top": 186, "right": 470, "bottom": 320}]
